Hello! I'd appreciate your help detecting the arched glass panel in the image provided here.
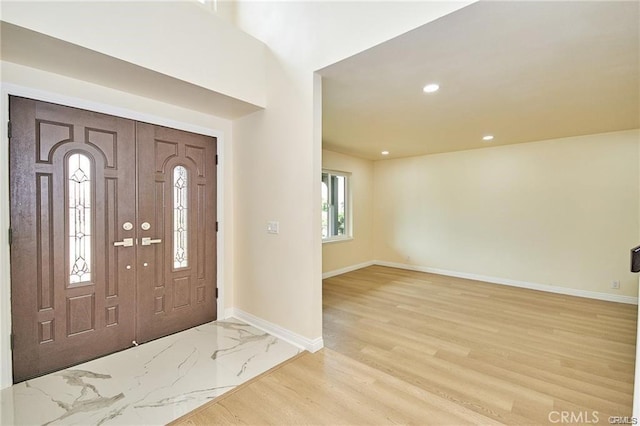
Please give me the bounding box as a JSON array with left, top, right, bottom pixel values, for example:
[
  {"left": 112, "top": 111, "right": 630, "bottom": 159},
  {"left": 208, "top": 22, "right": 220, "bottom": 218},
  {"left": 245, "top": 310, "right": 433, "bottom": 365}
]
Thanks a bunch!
[
  {"left": 173, "top": 165, "right": 188, "bottom": 268},
  {"left": 68, "top": 153, "right": 92, "bottom": 284}
]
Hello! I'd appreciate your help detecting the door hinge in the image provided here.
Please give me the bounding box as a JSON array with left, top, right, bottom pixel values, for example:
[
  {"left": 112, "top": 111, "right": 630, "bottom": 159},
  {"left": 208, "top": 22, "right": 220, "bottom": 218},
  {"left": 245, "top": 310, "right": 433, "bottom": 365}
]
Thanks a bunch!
[
  {"left": 10, "top": 333, "right": 15, "bottom": 350},
  {"left": 8, "top": 228, "right": 12, "bottom": 246},
  {"left": 216, "top": 221, "right": 219, "bottom": 232},
  {"left": 7, "top": 121, "right": 11, "bottom": 139},
  {"left": 215, "top": 288, "right": 219, "bottom": 299},
  {"left": 215, "top": 154, "right": 219, "bottom": 165}
]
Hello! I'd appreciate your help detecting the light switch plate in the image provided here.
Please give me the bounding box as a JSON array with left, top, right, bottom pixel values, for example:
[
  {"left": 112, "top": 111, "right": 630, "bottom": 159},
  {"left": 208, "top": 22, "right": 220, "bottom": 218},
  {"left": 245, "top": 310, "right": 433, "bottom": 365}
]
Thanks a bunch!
[{"left": 267, "top": 221, "right": 279, "bottom": 234}]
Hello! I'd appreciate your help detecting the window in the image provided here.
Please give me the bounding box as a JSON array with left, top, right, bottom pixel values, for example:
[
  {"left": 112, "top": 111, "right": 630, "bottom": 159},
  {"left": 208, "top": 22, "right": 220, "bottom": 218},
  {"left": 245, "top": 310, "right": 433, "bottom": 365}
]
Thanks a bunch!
[{"left": 322, "top": 170, "right": 351, "bottom": 241}]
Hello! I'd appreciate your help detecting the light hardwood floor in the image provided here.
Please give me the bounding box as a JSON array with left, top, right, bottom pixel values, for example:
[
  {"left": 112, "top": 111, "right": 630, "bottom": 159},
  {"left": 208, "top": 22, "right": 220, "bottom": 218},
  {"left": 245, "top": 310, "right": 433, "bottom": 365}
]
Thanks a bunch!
[{"left": 173, "top": 265, "right": 637, "bottom": 425}]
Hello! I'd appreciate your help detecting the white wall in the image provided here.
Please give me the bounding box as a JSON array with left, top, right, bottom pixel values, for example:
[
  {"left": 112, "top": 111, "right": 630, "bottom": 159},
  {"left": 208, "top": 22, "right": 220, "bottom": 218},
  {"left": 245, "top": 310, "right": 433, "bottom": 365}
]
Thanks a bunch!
[
  {"left": 0, "top": 0, "right": 266, "bottom": 108},
  {"left": 322, "top": 150, "right": 374, "bottom": 275},
  {"left": 373, "top": 130, "right": 640, "bottom": 298},
  {"left": 0, "top": 61, "right": 235, "bottom": 388},
  {"left": 231, "top": 0, "right": 474, "bottom": 340}
]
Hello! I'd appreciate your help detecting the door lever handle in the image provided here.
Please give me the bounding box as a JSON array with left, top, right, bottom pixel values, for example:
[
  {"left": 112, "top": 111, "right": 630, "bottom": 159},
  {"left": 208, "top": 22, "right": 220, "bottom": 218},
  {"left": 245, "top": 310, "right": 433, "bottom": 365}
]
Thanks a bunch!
[
  {"left": 114, "top": 238, "right": 134, "bottom": 247},
  {"left": 141, "top": 237, "right": 162, "bottom": 246}
]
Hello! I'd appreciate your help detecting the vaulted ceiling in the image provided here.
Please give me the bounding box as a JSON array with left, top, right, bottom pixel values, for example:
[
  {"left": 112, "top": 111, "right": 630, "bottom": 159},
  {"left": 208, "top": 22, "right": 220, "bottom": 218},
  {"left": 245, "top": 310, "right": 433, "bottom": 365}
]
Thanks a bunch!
[{"left": 320, "top": 1, "right": 639, "bottom": 160}]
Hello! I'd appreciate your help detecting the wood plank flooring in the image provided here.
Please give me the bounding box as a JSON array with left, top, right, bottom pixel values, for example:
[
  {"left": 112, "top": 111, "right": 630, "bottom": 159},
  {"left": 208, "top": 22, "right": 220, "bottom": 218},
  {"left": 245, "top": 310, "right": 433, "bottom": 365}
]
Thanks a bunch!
[{"left": 173, "top": 265, "right": 637, "bottom": 425}]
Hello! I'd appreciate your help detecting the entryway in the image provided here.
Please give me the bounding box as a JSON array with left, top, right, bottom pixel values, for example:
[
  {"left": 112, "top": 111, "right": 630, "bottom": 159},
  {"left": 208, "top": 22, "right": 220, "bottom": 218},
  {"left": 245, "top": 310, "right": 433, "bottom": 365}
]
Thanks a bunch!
[{"left": 9, "top": 96, "right": 218, "bottom": 382}]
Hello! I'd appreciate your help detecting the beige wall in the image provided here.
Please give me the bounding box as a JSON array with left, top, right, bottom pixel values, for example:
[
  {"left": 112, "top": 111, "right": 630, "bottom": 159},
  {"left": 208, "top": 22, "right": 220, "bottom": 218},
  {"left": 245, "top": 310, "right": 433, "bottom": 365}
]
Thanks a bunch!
[
  {"left": 373, "top": 130, "right": 640, "bottom": 297},
  {"left": 1, "top": 1, "right": 267, "bottom": 107},
  {"left": 231, "top": 1, "right": 473, "bottom": 339},
  {"left": 322, "top": 150, "right": 374, "bottom": 274}
]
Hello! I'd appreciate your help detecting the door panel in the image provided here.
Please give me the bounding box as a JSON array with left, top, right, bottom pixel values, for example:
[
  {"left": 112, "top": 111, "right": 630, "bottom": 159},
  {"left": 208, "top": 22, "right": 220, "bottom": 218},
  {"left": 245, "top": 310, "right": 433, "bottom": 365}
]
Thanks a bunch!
[
  {"left": 10, "top": 97, "right": 137, "bottom": 382},
  {"left": 136, "top": 123, "right": 217, "bottom": 343}
]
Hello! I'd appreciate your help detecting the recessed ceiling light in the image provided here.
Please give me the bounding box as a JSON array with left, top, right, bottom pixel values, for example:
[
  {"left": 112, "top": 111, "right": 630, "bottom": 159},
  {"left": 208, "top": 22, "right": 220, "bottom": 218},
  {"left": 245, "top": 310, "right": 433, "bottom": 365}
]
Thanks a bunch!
[
  {"left": 381, "top": 151, "right": 390, "bottom": 155},
  {"left": 482, "top": 135, "right": 494, "bottom": 141},
  {"left": 422, "top": 83, "right": 440, "bottom": 93}
]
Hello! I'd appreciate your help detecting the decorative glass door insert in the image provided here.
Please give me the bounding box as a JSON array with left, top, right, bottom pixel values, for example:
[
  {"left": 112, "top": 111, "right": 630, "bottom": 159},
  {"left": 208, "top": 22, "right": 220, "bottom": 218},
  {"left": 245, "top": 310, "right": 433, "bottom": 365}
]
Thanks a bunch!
[
  {"left": 173, "top": 165, "right": 188, "bottom": 269},
  {"left": 68, "top": 153, "right": 92, "bottom": 284}
]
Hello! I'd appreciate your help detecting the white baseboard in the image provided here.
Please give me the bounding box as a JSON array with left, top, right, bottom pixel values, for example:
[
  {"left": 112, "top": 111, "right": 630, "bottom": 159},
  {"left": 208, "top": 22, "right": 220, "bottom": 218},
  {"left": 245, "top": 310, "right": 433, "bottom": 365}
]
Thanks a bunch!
[
  {"left": 322, "top": 260, "right": 375, "bottom": 279},
  {"left": 223, "top": 307, "right": 235, "bottom": 320},
  {"left": 374, "top": 260, "right": 639, "bottom": 305},
  {"left": 224, "top": 308, "right": 324, "bottom": 353}
]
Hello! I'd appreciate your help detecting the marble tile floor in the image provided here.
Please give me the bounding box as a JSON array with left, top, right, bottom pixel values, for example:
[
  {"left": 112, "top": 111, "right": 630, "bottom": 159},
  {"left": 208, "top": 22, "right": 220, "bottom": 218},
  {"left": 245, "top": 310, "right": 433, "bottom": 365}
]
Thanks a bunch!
[{"left": 0, "top": 318, "right": 301, "bottom": 425}]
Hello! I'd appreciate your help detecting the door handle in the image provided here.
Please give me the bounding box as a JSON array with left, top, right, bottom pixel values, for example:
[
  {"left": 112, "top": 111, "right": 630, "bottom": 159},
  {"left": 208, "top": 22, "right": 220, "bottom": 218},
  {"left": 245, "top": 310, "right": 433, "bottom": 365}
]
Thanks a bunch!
[
  {"left": 141, "top": 237, "right": 162, "bottom": 246},
  {"left": 114, "top": 238, "right": 134, "bottom": 247}
]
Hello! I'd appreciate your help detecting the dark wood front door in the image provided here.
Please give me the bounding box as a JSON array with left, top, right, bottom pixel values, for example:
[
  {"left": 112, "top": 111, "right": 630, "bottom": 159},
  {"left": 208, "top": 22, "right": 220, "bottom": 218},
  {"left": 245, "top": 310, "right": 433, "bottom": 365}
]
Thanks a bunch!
[
  {"left": 9, "top": 97, "right": 217, "bottom": 382},
  {"left": 136, "top": 123, "right": 217, "bottom": 343}
]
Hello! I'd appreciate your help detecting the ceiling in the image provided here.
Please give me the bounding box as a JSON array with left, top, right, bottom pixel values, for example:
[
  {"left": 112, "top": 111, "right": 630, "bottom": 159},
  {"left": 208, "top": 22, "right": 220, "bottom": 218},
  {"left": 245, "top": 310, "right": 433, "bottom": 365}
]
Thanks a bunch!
[{"left": 320, "top": 1, "right": 640, "bottom": 160}]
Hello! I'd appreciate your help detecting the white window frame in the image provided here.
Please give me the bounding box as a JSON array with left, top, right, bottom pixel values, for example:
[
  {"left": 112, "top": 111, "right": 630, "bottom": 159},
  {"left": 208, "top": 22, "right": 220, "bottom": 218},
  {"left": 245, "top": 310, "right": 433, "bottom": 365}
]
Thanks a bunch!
[{"left": 322, "top": 169, "right": 352, "bottom": 243}]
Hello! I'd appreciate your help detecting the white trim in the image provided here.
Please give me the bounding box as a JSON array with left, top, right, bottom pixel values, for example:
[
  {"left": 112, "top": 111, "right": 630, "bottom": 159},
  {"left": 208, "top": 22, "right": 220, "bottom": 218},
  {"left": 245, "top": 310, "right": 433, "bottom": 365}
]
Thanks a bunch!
[
  {"left": 0, "top": 83, "right": 228, "bottom": 389},
  {"left": 374, "top": 260, "right": 639, "bottom": 305},
  {"left": 226, "top": 308, "right": 324, "bottom": 353},
  {"left": 322, "top": 260, "right": 375, "bottom": 279},
  {"left": 0, "top": 90, "right": 11, "bottom": 390},
  {"left": 321, "top": 168, "right": 352, "bottom": 176},
  {"left": 223, "top": 307, "right": 235, "bottom": 320},
  {"left": 322, "top": 236, "right": 354, "bottom": 245},
  {"left": 2, "top": 83, "right": 221, "bottom": 138},
  {"left": 634, "top": 287, "right": 640, "bottom": 419},
  {"left": 215, "top": 126, "right": 225, "bottom": 326}
]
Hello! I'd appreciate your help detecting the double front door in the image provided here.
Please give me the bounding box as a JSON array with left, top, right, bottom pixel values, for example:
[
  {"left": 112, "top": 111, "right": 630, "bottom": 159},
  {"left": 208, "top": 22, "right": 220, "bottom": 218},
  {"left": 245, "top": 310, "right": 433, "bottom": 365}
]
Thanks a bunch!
[{"left": 9, "top": 97, "right": 217, "bottom": 382}]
